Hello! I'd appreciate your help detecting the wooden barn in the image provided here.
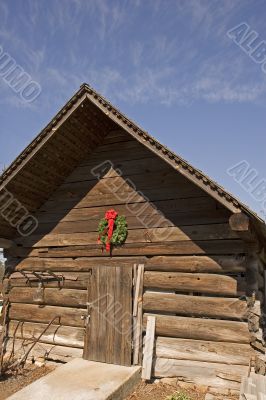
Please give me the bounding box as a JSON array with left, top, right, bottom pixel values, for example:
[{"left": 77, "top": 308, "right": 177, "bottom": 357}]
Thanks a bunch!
[{"left": 0, "top": 84, "right": 266, "bottom": 391}]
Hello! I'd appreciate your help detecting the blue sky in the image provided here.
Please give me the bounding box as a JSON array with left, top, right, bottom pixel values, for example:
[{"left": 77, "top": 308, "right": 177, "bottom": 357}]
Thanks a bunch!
[{"left": 0, "top": 0, "right": 266, "bottom": 219}]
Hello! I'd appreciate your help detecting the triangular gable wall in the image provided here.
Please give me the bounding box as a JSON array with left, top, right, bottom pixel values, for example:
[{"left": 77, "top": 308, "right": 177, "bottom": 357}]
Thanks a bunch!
[
  {"left": 14, "top": 130, "right": 239, "bottom": 257},
  {"left": 0, "top": 84, "right": 265, "bottom": 242}
]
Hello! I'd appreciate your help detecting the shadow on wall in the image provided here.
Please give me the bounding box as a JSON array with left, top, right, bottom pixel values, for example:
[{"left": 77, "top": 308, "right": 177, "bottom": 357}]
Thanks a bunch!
[{"left": 10, "top": 132, "right": 241, "bottom": 258}]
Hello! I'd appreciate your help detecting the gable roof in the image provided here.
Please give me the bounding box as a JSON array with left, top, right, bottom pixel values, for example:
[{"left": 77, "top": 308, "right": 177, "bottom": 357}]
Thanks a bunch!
[{"left": 0, "top": 83, "right": 265, "bottom": 241}]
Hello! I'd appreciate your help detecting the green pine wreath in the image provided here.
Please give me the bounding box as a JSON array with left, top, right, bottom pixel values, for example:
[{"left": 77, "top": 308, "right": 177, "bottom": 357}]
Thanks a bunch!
[{"left": 98, "top": 215, "right": 128, "bottom": 247}]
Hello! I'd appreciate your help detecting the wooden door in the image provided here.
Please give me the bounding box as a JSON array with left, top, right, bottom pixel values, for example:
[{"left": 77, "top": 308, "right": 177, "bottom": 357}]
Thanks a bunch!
[{"left": 83, "top": 265, "right": 133, "bottom": 366}]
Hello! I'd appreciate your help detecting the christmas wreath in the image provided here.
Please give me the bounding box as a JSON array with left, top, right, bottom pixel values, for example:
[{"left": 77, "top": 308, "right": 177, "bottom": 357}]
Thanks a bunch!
[{"left": 97, "top": 209, "right": 127, "bottom": 253}]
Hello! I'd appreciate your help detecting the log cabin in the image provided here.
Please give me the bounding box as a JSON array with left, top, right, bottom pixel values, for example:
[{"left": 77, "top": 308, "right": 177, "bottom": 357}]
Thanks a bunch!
[{"left": 0, "top": 83, "right": 266, "bottom": 391}]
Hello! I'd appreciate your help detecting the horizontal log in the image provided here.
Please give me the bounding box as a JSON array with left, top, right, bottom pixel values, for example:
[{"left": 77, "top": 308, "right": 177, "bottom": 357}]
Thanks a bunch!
[
  {"left": 5, "top": 339, "right": 83, "bottom": 362},
  {"left": 9, "top": 304, "right": 85, "bottom": 327},
  {"left": 83, "top": 141, "right": 153, "bottom": 163},
  {"left": 102, "top": 135, "right": 132, "bottom": 145},
  {"left": 8, "top": 288, "right": 87, "bottom": 308},
  {"left": 46, "top": 172, "right": 205, "bottom": 206},
  {"left": 143, "top": 292, "right": 248, "bottom": 320},
  {"left": 9, "top": 257, "right": 146, "bottom": 272},
  {"left": 44, "top": 169, "right": 194, "bottom": 197},
  {"left": 143, "top": 314, "right": 250, "bottom": 343},
  {"left": 6, "top": 272, "right": 91, "bottom": 289},
  {"left": 35, "top": 210, "right": 229, "bottom": 232},
  {"left": 8, "top": 255, "right": 246, "bottom": 275},
  {"left": 144, "top": 272, "right": 246, "bottom": 296},
  {"left": 155, "top": 337, "right": 252, "bottom": 365},
  {"left": 35, "top": 197, "right": 219, "bottom": 223},
  {"left": 145, "top": 255, "right": 246, "bottom": 273},
  {"left": 41, "top": 186, "right": 206, "bottom": 211},
  {"left": 54, "top": 166, "right": 199, "bottom": 194},
  {"left": 35, "top": 210, "right": 229, "bottom": 235},
  {"left": 0, "top": 221, "right": 16, "bottom": 238},
  {"left": 7, "top": 240, "right": 246, "bottom": 258},
  {"left": 8, "top": 320, "right": 84, "bottom": 348},
  {"left": 81, "top": 139, "right": 151, "bottom": 159},
  {"left": 16, "top": 224, "right": 237, "bottom": 248},
  {"left": 7, "top": 255, "right": 246, "bottom": 276},
  {"left": 104, "top": 129, "right": 129, "bottom": 140},
  {"left": 153, "top": 358, "right": 248, "bottom": 389},
  {"left": 65, "top": 157, "right": 174, "bottom": 183},
  {"left": 0, "top": 237, "right": 15, "bottom": 249},
  {"left": 97, "top": 129, "right": 131, "bottom": 141}
]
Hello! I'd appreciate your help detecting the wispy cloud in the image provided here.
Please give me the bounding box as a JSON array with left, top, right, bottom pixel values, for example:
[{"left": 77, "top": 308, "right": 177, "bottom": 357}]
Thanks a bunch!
[{"left": 0, "top": 0, "right": 266, "bottom": 109}]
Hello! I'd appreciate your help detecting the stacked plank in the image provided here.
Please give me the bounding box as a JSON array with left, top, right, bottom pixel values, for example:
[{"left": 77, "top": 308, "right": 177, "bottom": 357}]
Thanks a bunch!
[{"left": 143, "top": 255, "right": 251, "bottom": 389}]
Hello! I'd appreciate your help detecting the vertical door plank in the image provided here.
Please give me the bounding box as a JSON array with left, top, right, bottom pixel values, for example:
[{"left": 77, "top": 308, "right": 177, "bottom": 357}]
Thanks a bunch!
[
  {"left": 106, "top": 266, "right": 116, "bottom": 364},
  {"left": 83, "top": 273, "right": 91, "bottom": 360},
  {"left": 87, "top": 267, "right": 99, "bottom": 361},
  {"left": 114, "top": 266, "right": 123, "bottom": 365},
  {"left": 98, "top": 266, "right": 107, "bottom": 362},
  {"left": 121, "top": 266, "right": 133, "bottom": 366}
]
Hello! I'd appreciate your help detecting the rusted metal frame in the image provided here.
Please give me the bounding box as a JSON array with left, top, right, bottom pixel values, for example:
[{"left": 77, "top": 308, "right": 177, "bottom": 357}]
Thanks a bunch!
[
  {"left": 8, "top": 320, "right": 22, "bottom": 364},
  {"left": 17, "top": 270, "right": 65, "bottom": 287},
  {"left": 10, "top": 315, "right": 61, "bottom": 370}
]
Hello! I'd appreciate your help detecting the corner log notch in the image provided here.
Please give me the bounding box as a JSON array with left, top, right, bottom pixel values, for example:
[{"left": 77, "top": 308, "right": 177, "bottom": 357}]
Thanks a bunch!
[
  {"left": 229, "top": 212, "right": 266, "bottom": 374},
  {"left": 229, "top": 212, "right": 257, "bottom": 244},
  {"left": 229, "top": 213, "right": 263, "bottom": 298}
]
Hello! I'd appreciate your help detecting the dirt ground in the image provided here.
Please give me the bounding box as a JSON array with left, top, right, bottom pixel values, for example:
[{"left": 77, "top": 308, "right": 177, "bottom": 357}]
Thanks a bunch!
[
  {"left": 126, "top": 381, "right": 206, "bottom": 400},
  {"left": 0, "top": 363, "right": 55, "bottom": 400},
  {"left": 125, "top": 380, "right": 239, "bottom": 400}
]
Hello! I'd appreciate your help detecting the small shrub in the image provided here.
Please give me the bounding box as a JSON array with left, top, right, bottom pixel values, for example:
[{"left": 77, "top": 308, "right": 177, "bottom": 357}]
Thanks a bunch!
[{"left": 166, "top": 391, "right": 192, "bottom": 400}]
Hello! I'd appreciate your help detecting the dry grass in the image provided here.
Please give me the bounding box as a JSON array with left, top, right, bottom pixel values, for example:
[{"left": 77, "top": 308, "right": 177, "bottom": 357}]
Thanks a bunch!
[
  {"left": 126, "top": 381, "right": 206, "bottom": 400},
  {"left": 126, "top": 380, "right": 239, "bottom": 400}
]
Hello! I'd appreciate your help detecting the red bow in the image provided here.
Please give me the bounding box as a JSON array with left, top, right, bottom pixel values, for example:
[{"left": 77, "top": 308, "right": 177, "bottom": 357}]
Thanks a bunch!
[{"left": 104, "top": 209, "right": 118, "bottom": 252}]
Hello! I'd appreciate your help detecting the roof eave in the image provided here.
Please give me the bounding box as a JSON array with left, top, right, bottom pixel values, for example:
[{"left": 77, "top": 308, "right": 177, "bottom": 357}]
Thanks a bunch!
[{"left": 0, "top": 88, "right": 88, "bottom": 191}]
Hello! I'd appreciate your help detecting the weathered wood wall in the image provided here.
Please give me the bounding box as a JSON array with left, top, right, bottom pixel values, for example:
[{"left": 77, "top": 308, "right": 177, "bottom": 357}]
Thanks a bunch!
[{"left": 3, "top": 129, "right": 255, "bottom": 388}]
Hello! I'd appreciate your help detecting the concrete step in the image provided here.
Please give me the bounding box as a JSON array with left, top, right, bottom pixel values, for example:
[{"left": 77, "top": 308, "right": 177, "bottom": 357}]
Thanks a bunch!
[{"left": 7, "top": 359, "right": 141, "bottom": 400}]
